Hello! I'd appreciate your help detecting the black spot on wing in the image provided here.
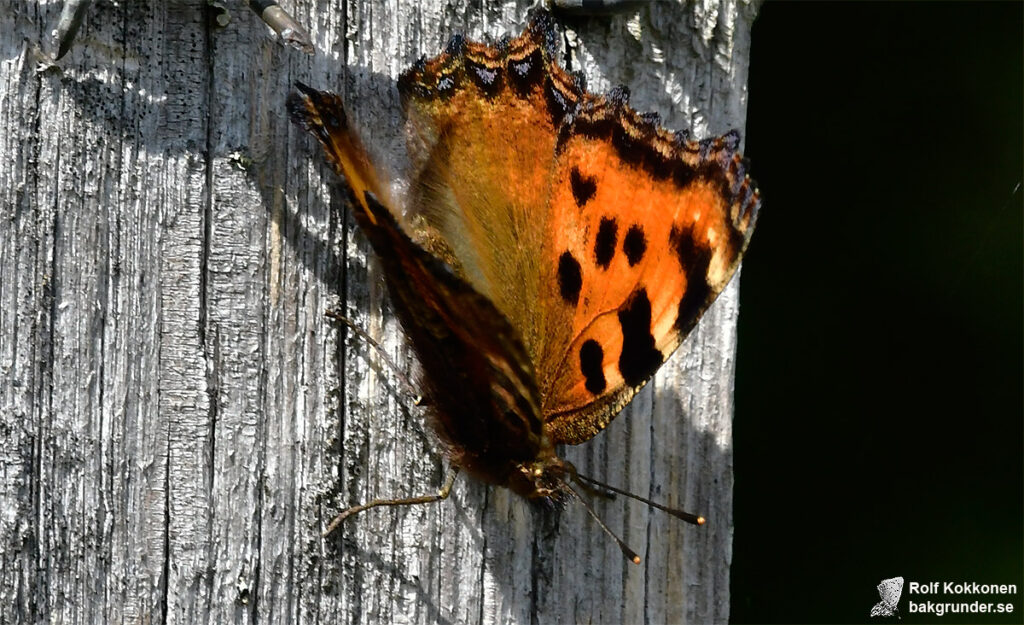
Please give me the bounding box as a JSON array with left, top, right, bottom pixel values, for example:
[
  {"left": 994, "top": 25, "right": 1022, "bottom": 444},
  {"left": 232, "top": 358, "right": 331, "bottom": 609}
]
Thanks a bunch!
[
  {"left": 669, "top": 224, "right": 713, "bottom": 333},
  {"left": 594, "top": 217, "right": 618, "bottom": 269},
  {"left": 558, "top": 251, "right": 582, "bottom": 306},
  {"left": 617, "top": 289, "right": 662, "bottom": 387},
  {"left": 579, "top": 340, "right": 607, "bottom": 394},
  {"left": 570, "top": 168, "right": 597, "bottom": 206},
  {"left": 623, "top": 225, "right": 646, "bottom": 266}
]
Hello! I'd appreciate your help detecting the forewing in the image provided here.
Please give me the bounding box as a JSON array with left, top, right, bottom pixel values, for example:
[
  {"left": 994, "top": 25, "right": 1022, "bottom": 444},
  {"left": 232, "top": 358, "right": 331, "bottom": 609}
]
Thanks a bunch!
[
  {"left": 289, "top": 86, "right": 547, "bottom": 482},
  {"left": 397, "top": 12, "right": 575, "bottom": 360}
]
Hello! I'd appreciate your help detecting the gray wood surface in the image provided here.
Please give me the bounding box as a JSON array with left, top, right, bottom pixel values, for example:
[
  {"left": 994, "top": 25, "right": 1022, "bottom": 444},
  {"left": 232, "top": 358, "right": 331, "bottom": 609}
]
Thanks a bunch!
[{"left": 0, "top": 1, "right": 757, "bottom": 623}]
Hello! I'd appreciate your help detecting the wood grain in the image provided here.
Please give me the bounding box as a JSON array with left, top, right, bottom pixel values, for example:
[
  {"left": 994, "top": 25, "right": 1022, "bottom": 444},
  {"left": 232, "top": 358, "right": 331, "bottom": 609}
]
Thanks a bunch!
[{"left": 0, "top": 1, "right": 757, "bottom": 623}]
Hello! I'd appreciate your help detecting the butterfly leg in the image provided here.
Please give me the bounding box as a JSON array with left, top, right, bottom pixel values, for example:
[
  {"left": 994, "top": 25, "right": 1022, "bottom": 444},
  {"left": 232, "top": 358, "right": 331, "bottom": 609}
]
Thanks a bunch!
[
  {"left": 245, "top": 1, "right": 314, "bottom": 54},
  {"left": 50, "top": 0, "right": 92, "bottom": 60},
  {"left": 322, "top": 467, "right": 460, "bottom": 537},
  {"left": 48, "top": 1, "right": 314, "bottom": 62},
  {"left": 547, "top": 0, "right": 650, "bottom": 15},
  {"left": 325, "top": 308, "right": 424, "bottom": 406}
]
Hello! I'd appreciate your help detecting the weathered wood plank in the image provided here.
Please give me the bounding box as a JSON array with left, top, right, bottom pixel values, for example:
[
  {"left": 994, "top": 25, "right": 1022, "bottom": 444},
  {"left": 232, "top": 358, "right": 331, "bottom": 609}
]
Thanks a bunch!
[{"left": 0, "top": 1, "right": 756, "bottom": 623}]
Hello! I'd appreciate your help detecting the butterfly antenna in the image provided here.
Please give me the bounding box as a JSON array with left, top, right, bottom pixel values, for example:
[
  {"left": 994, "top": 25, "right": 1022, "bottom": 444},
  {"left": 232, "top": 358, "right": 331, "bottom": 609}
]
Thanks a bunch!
[
  {"left": 325, "top": 309, "right": 424, "bottom": 405},
  {"left": 565, "top": 481, "right": 642, "bottom": 565},
  {"left": 246, "top": 0, "right": 314, "bottom": 55},
  {"left": 574, "top": 473, "right": 706, "bottom": 526}
]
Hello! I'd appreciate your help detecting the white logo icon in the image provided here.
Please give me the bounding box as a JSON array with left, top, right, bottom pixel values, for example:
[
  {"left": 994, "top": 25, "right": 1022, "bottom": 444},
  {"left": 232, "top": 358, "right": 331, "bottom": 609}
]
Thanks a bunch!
[{"left": 870, "top": 576, "right": 905, "bottom": 619}]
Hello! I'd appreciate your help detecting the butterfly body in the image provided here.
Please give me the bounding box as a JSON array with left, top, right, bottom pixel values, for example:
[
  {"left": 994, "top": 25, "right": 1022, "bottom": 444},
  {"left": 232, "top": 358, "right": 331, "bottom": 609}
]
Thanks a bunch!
[
  {"left": 357, "top": 192, "right": 571, "bottom": 501},
  {"left": 289, "top": 10, "right": 759, "bottom": 509}
]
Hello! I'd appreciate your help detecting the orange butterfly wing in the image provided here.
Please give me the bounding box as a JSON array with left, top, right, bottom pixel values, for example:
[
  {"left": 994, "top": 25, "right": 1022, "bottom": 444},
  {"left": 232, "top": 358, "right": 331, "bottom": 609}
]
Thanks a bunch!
[
  {"left": 398, "top": 14, "right": 760, "bottom": 445},
  {"left": 289, "top": 85, "right": 554, "bottom": 492},
  {"left": 398, "top": 21, "right": 569, "bottom": 353},
  {"left": 540, "top": 109, "right": 759, "bottom": 443}
]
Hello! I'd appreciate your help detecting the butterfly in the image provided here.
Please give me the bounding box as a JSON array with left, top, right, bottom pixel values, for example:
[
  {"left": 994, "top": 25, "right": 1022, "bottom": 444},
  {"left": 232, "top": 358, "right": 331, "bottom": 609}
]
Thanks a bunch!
[
  {"left": 288, "top": 9, "right": 760, "bottom": 562},
  {"left": 48, "top": 0, "right": 313, "bottom": 61},
  {"left": 870, "top": 576, "right": 905, "bottom": 619}
]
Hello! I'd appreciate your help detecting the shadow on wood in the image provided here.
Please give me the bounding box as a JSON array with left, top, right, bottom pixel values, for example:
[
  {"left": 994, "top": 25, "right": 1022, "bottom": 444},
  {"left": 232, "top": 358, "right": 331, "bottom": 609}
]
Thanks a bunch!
[{"left": 0, "top": 1, "right": 756, "bottom": 623}]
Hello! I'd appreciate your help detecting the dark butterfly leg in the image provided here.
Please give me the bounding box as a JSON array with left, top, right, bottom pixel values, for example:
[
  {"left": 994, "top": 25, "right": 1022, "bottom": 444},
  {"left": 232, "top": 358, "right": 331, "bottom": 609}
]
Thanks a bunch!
[
  {"left": 245, "top": 0, "right": 313, "bottom": 54},
  {"left": 325, "top": 309, "right": 425, "bottom": 406},
  {"left": 548, "top": 0, "right": 650, "bottom": 15},
  {"left": 48, "top": 0, "right": 313, "bottom": 61},
  {"left": 51, "top": 0, "right": 92, "bottom": 60},
  {"left": 322, "top": 467, "right": 460, "bottom": 537}
]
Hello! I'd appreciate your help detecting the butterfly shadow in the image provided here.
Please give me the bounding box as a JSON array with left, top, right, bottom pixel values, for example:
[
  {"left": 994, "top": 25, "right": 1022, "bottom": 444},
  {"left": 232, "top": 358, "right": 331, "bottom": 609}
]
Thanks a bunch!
[
  {"left": 477, "top": 382, "right": 732, "bottom": 621},
  {"left": 324, "top": 539, "right": 460, "bottom": 625},
  {"left": 33, "top": 5, "right": 407, "bottom": 294},
  {"left": 37, "top": 5, "right": 739, "bottom": 618},
  {"left": 314, "top": 373, "right": 733, "bottom": 622}
]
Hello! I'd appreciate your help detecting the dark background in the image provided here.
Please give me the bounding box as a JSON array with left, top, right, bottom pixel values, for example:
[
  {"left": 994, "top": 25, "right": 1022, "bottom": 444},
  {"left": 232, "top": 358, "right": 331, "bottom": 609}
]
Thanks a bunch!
[{"left": 732, "top": 3, "right": 1023, "bottom": 624}]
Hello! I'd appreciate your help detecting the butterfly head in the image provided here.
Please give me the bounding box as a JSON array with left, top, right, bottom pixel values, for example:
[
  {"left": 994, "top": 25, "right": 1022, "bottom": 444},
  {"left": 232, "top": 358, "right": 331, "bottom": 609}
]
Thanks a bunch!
[{"left": 508, "top": 450, "right": 573, "bottom": 503}]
